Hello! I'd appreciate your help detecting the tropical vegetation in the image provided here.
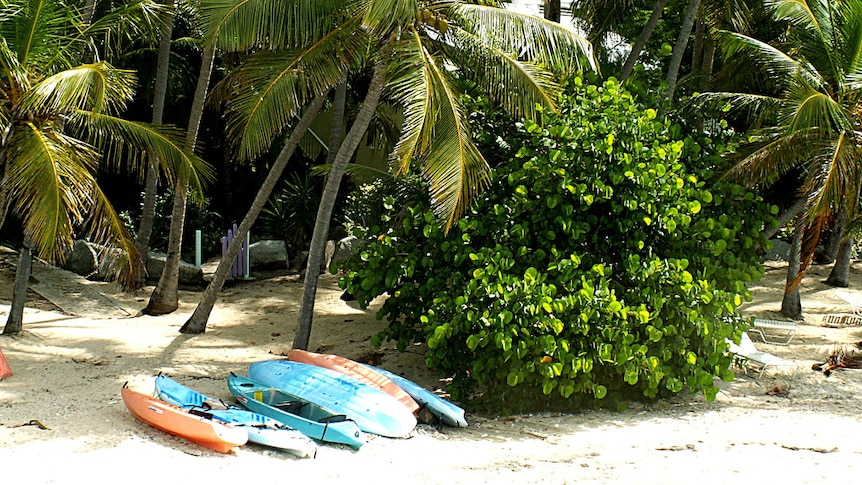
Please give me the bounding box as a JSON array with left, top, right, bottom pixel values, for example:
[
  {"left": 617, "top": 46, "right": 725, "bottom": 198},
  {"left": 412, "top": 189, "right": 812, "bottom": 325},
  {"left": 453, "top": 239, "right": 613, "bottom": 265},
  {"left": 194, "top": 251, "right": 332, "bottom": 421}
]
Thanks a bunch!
[{"left": 0, "top": 0, "right": 858, "bottom": 411}]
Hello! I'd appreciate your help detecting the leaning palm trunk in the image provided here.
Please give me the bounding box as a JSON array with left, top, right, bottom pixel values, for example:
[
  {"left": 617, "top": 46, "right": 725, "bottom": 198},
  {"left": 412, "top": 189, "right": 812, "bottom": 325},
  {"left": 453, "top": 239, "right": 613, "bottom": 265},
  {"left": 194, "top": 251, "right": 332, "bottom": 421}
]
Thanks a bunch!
[
  {"left": 619, "top": 0, "right": 667, "bottom": 82},
  {"left": 179, "top": 93, "right": 328, "bottom": 333},
  {"left": 293, "top": 54, "right": 390, "bottom": 351},
  {"left": 666, "top": 0, "right": 701, "bottom": 101},
  {"left": 825, "top": 237, "right": 852, "bottom": 287},
  {"left": 781, "top": 226, "right": 803, "bottom": 318},
  {"left": 3, "top": 238, "right": 34, "bottom": 335},
  {"left": 136, "top": 0, "right": 176, "bottom": 270},
  {"left": 144, "top": 44, "right": 216, "bottom": 315}
]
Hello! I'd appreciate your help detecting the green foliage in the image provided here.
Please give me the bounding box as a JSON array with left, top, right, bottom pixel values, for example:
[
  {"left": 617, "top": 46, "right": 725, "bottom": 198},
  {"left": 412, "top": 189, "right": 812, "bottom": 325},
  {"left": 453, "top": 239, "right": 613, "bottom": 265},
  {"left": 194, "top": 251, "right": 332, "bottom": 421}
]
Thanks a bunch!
[
  {"left": 340, "top": 78, "right": 774, "bottom": 410},
  {"left": 259, "top": 172, "right": 323, "bottom": 255}
]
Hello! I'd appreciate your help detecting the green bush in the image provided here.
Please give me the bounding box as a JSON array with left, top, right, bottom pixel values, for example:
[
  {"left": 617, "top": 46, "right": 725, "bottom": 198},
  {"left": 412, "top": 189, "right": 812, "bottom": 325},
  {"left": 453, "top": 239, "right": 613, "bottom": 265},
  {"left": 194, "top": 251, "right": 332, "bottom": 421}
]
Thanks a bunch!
[{"left": 339, "top": 78, "right": 775, "bottom": 410}]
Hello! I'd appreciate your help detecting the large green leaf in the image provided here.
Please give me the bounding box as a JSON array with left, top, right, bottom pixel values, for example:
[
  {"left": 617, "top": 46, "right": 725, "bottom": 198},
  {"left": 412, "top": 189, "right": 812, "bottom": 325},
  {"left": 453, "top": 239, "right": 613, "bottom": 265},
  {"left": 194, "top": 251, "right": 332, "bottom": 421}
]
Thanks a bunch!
[{"left": 21, "top": 62, "right": 136, "bottom": 115}]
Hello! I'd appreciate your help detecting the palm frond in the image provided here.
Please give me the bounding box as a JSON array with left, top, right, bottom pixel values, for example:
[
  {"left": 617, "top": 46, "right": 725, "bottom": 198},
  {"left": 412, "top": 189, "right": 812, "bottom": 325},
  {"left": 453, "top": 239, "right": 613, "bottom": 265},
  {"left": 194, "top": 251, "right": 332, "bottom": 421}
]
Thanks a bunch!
[
  {"left": 412, "top": 36, "right": 490, "bottom": 229},
  {"left": 4, "top": 122, "right": 99, "bottom": 263},
  {"left": 200, "top": 0, "right": 362, "bottom": 51},
  {"left": 715, "top": 30, "right": 824, "bottom": 90},
  {"left": 724, "top": 128, "right": 821, "bottom": 186},
  {"left": 782, "top": 77, "right": 853, "bottom": 134},
  {"left": 688, "top": 91, "right": 786, "bottom": 126},
  {"left": 82, "top": 183, "right": 142, "bottom": 289},
  {"left": 442, "top": 26, "right": 560, "bottom": 119},
  {"left": 21, "top": 62, "right": 137, "bottom": 115},
  {"left": 0, "top": 37, "right": 29, "bottom": 93},
  {"left": 840, "top": 0, "right": 862, "bottom": 87},
  {"left": 82, "top": 0, "right": 168, "bottom": 58},
  {"left": 385, "top": 30, "right": 433, "bottom": 176},
  {"left": 69, "top": 111, "right": 214, "bottom": 201},
  {"left": 215, "top": 20, "right": 368, "bottom": 160},
  {"left": 452, "top": 4, "right": 597, "bottom": 75},
  {"left": 362, "top": 0, "right": 417, "bottom": 37},
  {"left": 800, "top": 130, "right": 862, "bottom": 222},
  {"left": 0, "top": 0, "right": 80, "bottom": 72}
]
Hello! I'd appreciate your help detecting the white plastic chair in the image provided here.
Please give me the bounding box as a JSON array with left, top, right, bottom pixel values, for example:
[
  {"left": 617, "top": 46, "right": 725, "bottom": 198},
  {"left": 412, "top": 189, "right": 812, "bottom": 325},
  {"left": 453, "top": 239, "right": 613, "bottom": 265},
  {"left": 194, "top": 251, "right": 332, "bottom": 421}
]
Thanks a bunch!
[{"left": 748, "top": 318, "right": 797, "bottom": 345}]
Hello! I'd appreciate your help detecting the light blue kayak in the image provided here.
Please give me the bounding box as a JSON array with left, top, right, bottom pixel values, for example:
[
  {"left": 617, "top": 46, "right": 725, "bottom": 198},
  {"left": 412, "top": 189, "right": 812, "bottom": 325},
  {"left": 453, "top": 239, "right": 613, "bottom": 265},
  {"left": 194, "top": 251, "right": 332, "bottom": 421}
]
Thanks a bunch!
[
  {"left": 361, "top": 364, "right": 468, "bottom": 428},
  {"left": 154, "top": 374, "right": 317, "bottom": 457},
  {"left": 228, "top": 373, "right": 364, "bottom": 450},
  {"left": 248, "top": 360, "right": 417, "bottom": 438}
]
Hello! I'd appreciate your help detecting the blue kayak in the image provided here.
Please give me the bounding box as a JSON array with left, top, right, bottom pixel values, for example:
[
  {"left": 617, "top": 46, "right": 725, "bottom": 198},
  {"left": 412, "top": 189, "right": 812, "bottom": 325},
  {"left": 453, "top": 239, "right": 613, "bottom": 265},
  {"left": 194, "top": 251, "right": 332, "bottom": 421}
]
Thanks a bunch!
[
  {"left": 248, "top": 360, "right": 416, "bottom": 438},
  {"left": 154, "top": 374, "right": 317, "bottom": 457},
  {"left": 228, "top": 373, "right": 364, "bottom": 450},
  {"left": 360, "top": 364, "right": 468, "bottom": 428}
]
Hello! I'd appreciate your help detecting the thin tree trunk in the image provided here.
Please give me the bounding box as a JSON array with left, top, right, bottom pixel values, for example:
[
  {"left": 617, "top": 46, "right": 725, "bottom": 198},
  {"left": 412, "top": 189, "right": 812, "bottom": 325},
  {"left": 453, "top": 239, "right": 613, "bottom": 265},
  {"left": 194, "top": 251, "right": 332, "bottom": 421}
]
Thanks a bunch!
[
  {"left": 619, "top": 0, "right": 667, "bottom": 82},
  {"left": 544, "top": 0, "right": 561, "bottom": 22},
  {"left": 3, "top": 238, "right": 34, "bottom": 335},
  {"left": 82, "top": 0, "right": 98, "bottom": 24},
  {"left": 817, "top": 208, "right": 846, "bottom": 264},
  {"left": 666, "top": 0, "right": 702, "bottom": 102},
  {"left": 144, "top": 45, "right": 215, "bottom": 315},
  {"left": 763, "top": 197, "right": 806, "bottom": 240},
  {"left": 691, "top": 20, "right": 704, "bottom": 73},
  {"left": 781, "top": 226, "right": 803, "bottom": 318},
  {"left": 136, "top": 0, "right": 175, "bottom": 278},
  {"left": 700, "top": 34, "right": 715, "bottom": 92},
  {"left": 825, "top": 237, "right": 852, "bottom": 287},
  {"left": 180, "top": 93, "right": 329, "bottom": 333},
  {"left": 327, "top": 76, "right": 348, "bottom": 166},
  {"left": 293, "top": 53, "right": 391, "bottom": 351}
]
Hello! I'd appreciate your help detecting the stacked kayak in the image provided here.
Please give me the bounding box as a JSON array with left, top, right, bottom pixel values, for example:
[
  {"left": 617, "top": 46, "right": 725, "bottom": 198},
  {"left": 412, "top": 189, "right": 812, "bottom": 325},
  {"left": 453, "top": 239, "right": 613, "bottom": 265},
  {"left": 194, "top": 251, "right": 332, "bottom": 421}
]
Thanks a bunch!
[
  {"left": 288, "top": 349, "right": 419, "bottom": 413},
  {"left": 249, "top": 360, "right": 416, "bottom": 438},
  {"left": 155, "top": 375, "right": 317, "bottom": 457},
  {"left": 227, "top": 373, "right": 364, "bottom": 449},
  {"left": 121, "top": 384, "right": 247, "bottom": 453},
  {"left": 361, "top": 364, "right": 468, "bottom": 428}
]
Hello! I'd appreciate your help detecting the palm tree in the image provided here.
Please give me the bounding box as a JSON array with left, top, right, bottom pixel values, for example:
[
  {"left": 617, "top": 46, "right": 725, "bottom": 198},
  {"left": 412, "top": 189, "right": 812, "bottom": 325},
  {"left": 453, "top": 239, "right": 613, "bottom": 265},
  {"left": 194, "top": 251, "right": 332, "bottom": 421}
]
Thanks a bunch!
[
  {"left": 0, "top": 0, "right": 211, "bottom": 334},
  {"left": 178, "top": 0, "right": 597, "bottom": 342},
  {"left": 697, "top": 0, "right": 862, "bottom": 317}
]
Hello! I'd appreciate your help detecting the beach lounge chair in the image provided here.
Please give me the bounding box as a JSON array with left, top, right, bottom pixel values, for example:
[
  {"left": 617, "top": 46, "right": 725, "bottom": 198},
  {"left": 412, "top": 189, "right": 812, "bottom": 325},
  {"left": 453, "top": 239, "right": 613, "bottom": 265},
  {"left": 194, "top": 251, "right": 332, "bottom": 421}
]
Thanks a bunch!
[
  {"left": 727, "top": 332, "right": 797, "bottom": 379},
  {"left": 748, "top": 318, "right": 797, "bottom": 345}
]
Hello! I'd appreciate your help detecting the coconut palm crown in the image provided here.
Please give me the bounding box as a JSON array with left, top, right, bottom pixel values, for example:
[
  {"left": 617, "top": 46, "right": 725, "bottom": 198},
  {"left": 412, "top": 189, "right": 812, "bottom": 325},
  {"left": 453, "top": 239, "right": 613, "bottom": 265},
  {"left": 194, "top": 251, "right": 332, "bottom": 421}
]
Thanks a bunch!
[
  {"left": 0, "top": 0, "right": 212, "bottom": 287},
  {"left": 202, "top": 0, "right": 597, "bottom": 229},
  {"left": 695, "top": 0, "right": 862, "bottom": 290}
]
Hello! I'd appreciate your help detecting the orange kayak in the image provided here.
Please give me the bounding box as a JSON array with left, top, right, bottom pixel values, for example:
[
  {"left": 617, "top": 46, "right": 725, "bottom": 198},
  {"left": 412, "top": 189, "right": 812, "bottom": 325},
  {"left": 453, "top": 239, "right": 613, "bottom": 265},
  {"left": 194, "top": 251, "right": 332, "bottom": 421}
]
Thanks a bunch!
[
  {"left": 288, "top": 349, "right": 420, "bottom": 413},
  {"left": 122, "top": 385, "right": 248, "bottom": 453}
]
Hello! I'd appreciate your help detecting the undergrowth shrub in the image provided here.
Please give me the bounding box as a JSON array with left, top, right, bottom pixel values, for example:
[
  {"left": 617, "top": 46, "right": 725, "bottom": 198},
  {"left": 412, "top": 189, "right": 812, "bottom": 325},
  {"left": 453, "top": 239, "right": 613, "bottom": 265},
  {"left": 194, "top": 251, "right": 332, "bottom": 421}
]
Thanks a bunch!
[{"left": 339, "top": 78, "right": 775, "bottom": 411}]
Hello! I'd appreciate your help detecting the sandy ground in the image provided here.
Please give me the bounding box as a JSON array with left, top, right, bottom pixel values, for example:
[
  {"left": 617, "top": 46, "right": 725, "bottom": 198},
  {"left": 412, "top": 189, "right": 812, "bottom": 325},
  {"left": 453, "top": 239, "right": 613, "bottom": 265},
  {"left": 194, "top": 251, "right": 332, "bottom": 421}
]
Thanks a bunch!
[{"left": 1, "top": 254, "right": 862, "bottom": 484}]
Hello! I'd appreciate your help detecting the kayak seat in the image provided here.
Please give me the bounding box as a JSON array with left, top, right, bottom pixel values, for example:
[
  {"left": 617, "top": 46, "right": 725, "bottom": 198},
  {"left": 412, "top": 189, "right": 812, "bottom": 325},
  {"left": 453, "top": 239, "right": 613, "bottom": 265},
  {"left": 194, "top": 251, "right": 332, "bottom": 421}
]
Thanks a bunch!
[
  {"left": 317, "top": 414, "right": 349, "bottom": 424},
  {"left": 273, "top": 401, "right": 307, "bottom": 415}
]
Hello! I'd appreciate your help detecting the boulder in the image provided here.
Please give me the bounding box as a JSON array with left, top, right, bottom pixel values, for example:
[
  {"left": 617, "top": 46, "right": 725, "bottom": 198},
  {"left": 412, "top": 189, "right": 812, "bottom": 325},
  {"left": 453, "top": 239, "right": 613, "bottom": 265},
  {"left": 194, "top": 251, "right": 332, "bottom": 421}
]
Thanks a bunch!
[
  {"left": 765, "top": 239, "right": 792, "bottom": 261},
  {"left": 146, "top": 252, "right": 203, "bottom": 285},
  {"left": 329, "top": 236, "right": 365, "bottom": 271},
  {"left": 62, "top": 240, "right": 98, "bottom": 277},
  {"left": 249, "top": 240, "right": 289, "bottom": 269}
]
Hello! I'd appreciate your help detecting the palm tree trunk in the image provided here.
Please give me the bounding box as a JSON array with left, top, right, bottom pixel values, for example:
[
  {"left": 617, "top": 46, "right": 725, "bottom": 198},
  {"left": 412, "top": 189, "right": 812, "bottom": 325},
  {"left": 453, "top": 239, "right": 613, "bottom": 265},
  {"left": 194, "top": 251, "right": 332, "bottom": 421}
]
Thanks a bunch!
[
  {"left": 825, "top": 237, "right": 852, "bottom": 287},
  {"left": 619, "top": 0, "right": 667, "bottom": 82},
  {"left": 136, "top": 0, "right": 175, "bottom": 280},
  {"left": 666, "top": 0, "right": 701, "bottom": 102},
  {"left": 83, "top": 0, "right": 98, "bottom": 24},
  {"left": 544, "top": 0, "right": 561, "bottom": 23},
  {"left": 293, "top": 53, "right": 391, "bottom": 351},
  {"left": 144, "top": 44, "right": 216, "bottom": 315},
  {"left": 180, "top": 93, "right": 328, "bottom": 333},
  {"left": 763, "top": 197, "right": 806, "bottom": 240},
  {"left": 327, "top": 76, "right": 348, "bottom": 165},
  {"left": 3, "top": 238, "right": 34, "bottom": 335},
  {"left": 781, "top": 226, "right": 803, "bottom": 318}
]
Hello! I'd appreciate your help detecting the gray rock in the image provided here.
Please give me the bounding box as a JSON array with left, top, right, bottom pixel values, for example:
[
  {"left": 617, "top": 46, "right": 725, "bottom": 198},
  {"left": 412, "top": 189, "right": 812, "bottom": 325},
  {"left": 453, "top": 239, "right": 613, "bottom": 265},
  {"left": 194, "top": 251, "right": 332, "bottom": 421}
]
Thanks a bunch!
[
  {"left": 765, "top": 239, "right": 792, "bottom": 261},
  {"left": 62, "top": 240, "right": 98, "bottom": 277},
  {"left": 249, "top": 240, "right": 289, "bottom": 269},
  {"left": 329, "top": 236, "right": 365, "bottom": 271},
  {"left": 146, "top": 252, "right": 203, "bottom": 285}
]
